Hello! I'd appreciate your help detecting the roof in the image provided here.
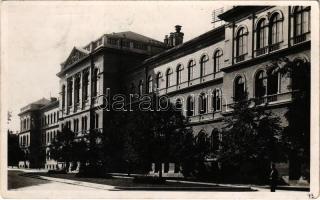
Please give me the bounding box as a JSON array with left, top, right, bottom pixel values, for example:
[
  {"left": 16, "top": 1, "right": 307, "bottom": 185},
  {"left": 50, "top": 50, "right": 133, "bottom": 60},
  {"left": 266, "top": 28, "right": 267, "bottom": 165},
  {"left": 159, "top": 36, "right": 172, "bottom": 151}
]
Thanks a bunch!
[
  {"left": 19, "top": 98, "right": 51, "bottom": 115},
  {"left": 138, "top": 25, "right": 225, "bottom": 68},
  {"left": 218, "top": 6, "right": 271, "bottom": 22},
  {"left": 107, "top": 31, "right": 162, "bottom": 43}
]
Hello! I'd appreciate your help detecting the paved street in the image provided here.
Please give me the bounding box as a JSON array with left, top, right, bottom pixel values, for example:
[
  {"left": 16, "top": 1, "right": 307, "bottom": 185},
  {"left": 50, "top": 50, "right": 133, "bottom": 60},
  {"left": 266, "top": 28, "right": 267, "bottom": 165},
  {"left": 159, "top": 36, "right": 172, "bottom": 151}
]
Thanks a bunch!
[
  {"left": 8, "top": 169, "right": 103, "bottom": 191},
  {"left": 5, "top": 169, "right": 310, "bottom": 199}
]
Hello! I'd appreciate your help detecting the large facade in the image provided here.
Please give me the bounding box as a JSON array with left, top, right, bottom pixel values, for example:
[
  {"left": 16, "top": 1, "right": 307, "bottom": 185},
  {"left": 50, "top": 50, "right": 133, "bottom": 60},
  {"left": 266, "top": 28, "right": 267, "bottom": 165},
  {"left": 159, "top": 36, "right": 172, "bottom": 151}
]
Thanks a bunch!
[{"left": 18, "top": 6, "right": 310, "bottom": 180}]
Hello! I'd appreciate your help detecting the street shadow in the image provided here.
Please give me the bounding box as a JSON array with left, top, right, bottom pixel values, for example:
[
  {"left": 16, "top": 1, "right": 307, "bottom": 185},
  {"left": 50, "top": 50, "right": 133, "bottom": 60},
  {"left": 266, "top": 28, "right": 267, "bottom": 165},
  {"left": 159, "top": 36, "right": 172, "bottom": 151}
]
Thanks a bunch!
[{"left": 8, "top": 170, "right": 52, "bottom": 190}]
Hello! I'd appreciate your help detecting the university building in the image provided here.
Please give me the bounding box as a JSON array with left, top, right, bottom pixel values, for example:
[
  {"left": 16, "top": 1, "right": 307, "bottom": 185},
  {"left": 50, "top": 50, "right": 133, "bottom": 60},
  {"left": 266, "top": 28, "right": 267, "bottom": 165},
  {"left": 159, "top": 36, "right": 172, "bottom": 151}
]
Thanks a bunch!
[{"left": 18, "top": 6, "right": 310, "bottom": 181}]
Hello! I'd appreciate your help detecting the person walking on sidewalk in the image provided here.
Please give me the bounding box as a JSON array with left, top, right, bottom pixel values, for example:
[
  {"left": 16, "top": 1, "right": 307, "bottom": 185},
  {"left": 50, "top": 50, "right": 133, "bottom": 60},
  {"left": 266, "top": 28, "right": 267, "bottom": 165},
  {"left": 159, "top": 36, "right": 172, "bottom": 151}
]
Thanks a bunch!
[{"left": 269, "top": 163, "right": 278, "bottom": 192}]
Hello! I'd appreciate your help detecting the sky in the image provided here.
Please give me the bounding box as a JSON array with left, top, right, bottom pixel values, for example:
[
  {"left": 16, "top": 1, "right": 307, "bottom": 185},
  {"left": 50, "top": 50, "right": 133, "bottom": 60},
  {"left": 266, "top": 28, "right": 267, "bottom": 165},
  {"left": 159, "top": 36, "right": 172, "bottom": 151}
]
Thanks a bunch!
[{"left": 2, "top": 1, "right": 223, "bottom": 132}]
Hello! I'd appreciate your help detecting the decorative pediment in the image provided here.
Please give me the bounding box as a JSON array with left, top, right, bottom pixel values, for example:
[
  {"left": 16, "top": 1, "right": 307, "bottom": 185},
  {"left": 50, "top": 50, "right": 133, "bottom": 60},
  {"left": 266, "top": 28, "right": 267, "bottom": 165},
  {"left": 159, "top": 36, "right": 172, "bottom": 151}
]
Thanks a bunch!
[{"left": 64, "top": 47, "right": 89, "bottom": 67}]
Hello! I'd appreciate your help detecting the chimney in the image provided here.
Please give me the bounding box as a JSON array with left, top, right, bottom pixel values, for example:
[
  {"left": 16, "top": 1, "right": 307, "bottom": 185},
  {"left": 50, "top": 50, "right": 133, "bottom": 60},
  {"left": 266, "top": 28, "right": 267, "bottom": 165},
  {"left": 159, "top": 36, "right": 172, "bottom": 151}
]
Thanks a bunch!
[
  {"left": 173, "top": 25, "right": 184, "bottom": 46},
  {"left": 164, "top": 35, "right": 169, "bottom": 45},
  {"left": 169, "top": 32, "right": 174, "bottom": 47}
]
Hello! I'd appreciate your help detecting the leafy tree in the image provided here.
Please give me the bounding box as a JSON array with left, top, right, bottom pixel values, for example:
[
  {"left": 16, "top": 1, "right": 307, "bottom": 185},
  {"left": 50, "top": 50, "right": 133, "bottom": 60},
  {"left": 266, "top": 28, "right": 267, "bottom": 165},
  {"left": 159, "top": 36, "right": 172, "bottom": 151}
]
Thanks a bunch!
[
  {"left": 50, "top": 127, "right": 76, "bottom": 171},
  {"left": 219, "top": 93, "right": 283, "bottom": 183},
  {"left": 268, "top": 57, "right": 310, "bottom": 180},
  {"left": 105, "top": 98, "right": 194, "bottom": 178},
  {"left": 8, "top": 131, "right": 24, "bottom": 167}
]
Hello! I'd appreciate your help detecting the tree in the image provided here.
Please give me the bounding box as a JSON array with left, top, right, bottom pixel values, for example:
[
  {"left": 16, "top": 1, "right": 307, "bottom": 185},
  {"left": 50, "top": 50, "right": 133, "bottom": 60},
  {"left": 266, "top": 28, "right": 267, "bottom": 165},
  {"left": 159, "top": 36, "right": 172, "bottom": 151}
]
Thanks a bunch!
[
  {"left": 268, "top": 57, "right": 310, "bottom": 180},
  {"left": 105, "top": 98, "right": 194, "bottom": 178},
  {"left": 8, "top": 131, "right": 24, "bottom": 167},
  {"left": 219, "top": 93, "right": 283, "bottom": 183},
  {"left": 50, "top": 127, "right": 76, "bottom": 171}
]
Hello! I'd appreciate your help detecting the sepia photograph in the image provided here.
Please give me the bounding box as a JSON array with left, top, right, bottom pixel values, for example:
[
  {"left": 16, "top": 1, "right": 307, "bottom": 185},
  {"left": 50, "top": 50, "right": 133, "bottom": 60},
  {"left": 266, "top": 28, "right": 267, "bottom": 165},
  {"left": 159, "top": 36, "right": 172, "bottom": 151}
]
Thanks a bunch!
[{"left": 1, "top": 1, "right": 319, "bottom": 199}]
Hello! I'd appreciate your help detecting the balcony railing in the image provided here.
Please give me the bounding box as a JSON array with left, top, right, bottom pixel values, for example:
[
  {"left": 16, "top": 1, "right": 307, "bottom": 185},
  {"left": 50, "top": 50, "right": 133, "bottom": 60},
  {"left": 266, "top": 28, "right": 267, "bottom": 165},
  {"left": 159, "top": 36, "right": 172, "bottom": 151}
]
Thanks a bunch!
[
  {"left": 292, "top": 33, "right": 309, "bottom": 44},
  {"left": 255, "top": 46, "right": 268, "bottom": 56},
  {"left": 223, "top": 91, "right": 296, "bottom": 112},
  {"left": 255, "top": 93, "right": 278, "bottom": 105},
  {"left": 269, "top": 42, "right": 281, "bottom": 52},
  {"left": 235, "top": 54, "right": 245, "bottom": 63}
]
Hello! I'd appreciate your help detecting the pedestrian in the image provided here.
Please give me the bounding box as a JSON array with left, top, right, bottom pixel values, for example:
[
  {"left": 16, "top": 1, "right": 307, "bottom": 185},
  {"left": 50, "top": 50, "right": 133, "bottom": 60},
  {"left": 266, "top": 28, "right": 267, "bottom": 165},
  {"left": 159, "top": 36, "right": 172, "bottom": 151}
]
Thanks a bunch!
[{"left": 270, "top": 163, "right": 278, "bottom": 192}]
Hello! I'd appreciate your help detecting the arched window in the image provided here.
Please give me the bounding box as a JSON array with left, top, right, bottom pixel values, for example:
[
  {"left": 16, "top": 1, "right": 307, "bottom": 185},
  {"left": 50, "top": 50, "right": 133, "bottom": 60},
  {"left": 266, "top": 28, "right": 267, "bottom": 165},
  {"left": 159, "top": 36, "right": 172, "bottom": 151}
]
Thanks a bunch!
[
  {"left": 186, "top": 96, "right": 194, "bottom": 116},
  {"left": 210, "top": 128, "right": 220, "bottom": 152},
  {"left": 266, "top": 70, "right": 278, "bottom": 95},
  {"left": 236, "top": 27, "right": 246, "bottom": 57},
  {"left": 166, "top": 68, "right": 173, "bottom": 88},
  {"left": 199, "top": 93, "right": 207, "bottom": 114},
  {"left": 82, "top": 70, "right": 89, "bottom": 101},
  {"left": 256, "top": 19, "right": 268, "bottom": 49},
  {"left": 176, "top": 64, "right": 183, "bottom": 85},
  {"left": 293, "top": 6, "right": 310, "bottom": 38},
  {"left": 74, "top": 76, "right": 81, "bottom": 104},
  {"left": 156, "top": 72, "right": 163, "bottom": 89},
  {"left": 200, "top": 55, "right": 209, "bottom": 77},
  {"left": 61, "top": 85, "right": 66, "bottom": 109},
  {"left": 175, "top": 98, "right": 183, "bottom": 111},
  {"left": 50, "top": 113, "right": 53, "bottom": 124},
  {"left": 188, "top": 59, "right": 195, "bottom": 81},
  {"left": 213, "top": 50, "right": 223, "bottom": 74},
  {"left": 234, "top": 76, "right": 245, "bottom": 101},
  {"left": 255, "top": 70, "right": 267, "bottom": 98},
  {"left": 147, "top": 75, "right": 153, "bottom": 93},
  {"left": 212, "top": 88, "right": 222, "bottom": 111},
  {"left": 196, "top": 131, "right": 208, "bottom": 146},
  {"left": 92, "top": 68, "right": 99, "bottom": 97},
  {"left": 269, "top": 13, "right": 282, "bottom": 46},
  {"left": 54, "top": 112, "right": 56, "bottom": 123},
  {"left": 138, "top": 80, "right": 143, "bottom": 96}
]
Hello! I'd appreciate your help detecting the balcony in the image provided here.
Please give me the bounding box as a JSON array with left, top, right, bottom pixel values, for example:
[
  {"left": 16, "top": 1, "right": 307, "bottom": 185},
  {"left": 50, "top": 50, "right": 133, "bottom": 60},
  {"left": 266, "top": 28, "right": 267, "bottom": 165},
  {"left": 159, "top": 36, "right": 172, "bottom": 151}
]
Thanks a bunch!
[
  {"left": 187, "top": 111, "right": 223, "bottom": 124},
  {"left": 269, "top": 42, "right": 281, "bottom": 52},
  {"left": 292, "top": 32, "right": 310, "bottom": 45},
  {"left": 223, "top": 91, "right": 296, "bottom": 113},
  {"left": 255, "top": 46, "right": 268, "bottom": 57},
  {"left": 255, "top": 94, "right": 278, "bottom": 105},
  {"left": 235, "top": 54, "right": 245, "bottom": 63}
]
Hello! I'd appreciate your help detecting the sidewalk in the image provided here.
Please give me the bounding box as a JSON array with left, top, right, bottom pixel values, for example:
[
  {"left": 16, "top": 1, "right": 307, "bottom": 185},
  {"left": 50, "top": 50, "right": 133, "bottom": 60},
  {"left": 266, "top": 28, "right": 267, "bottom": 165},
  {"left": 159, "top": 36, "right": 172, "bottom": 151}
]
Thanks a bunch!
[
  {"left": 109, "top": 172, "right": 310, "bottom": 192},
  {"left": 16, "top": 170, "right": 254, "bottom": 192}
]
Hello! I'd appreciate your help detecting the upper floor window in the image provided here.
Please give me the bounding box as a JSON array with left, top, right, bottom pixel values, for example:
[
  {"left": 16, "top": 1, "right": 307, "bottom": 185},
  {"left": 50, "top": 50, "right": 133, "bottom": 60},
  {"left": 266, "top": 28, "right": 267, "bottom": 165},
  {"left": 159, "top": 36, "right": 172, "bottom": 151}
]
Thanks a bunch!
[
  {"left": 293, "top": 6, "right": 310, "bottom": 37},
  {"left": 61, "top": 85, "right": 66, "bottom": 109},
  {"left": 269, "top": 13, "right": 282, "bottom": 46},
  {"left": 92, "top": 68, "right": 99, "bottom": 97},
  {"left": 199, "top": 93, "right": 207, "bottom": 114},
  {"left": 256, "top": 19, "right": 268, "bottom": 49},
  {"left": 212, "top": 88, "right": 222, "bottom": 112},
  {"left": 176, "top": 64, "right": 183, "bottom": 85},
  {"left": 266, "top": 70, "right": 278, "bottom": 95},
  {"left": 254, "top": 69, "right": 278, "bottom": 100},
  {"left": 236, "top": 27, "right": 247, "bottom": 57},
  {"left": 186, "top": 96, "right": 194, "bottom": 117},
  {"left": 82, "top": 70, "right": 89, "bottom": 101},
  {"left": 138, "top": 80, "right": 143, "bottom": 96},
  {"left": 166, "top": 68, "right": 173, "bottom": 88},
  {"left": 175, "top": 98, "right": 183, "bottom": 111},
  {"left": 213, "top": 50, "right": 223, "bottom": 74},
  {"left": 234, "top": 76, "right": 245, "bottom": 101},
  {"left": 147, "top": 75, "right": 153, "bottom": 93},
  {"left": 255, "top": 70, "right": 267, "bottom": 98},
  {"left": 188, "top": 59, "right": 195, "bottom": 81},
  {"left": 74, "top": 76, "right": 81, "bottom": 104},
  {"left": 156, "top": 72, "right": 163, "bottom": 89},
  {"left": 67, "top": 79, "right": 73, "bottom": 106},
  {"left": 200, "top": 55, "right": 209, "bottom": 77}
]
